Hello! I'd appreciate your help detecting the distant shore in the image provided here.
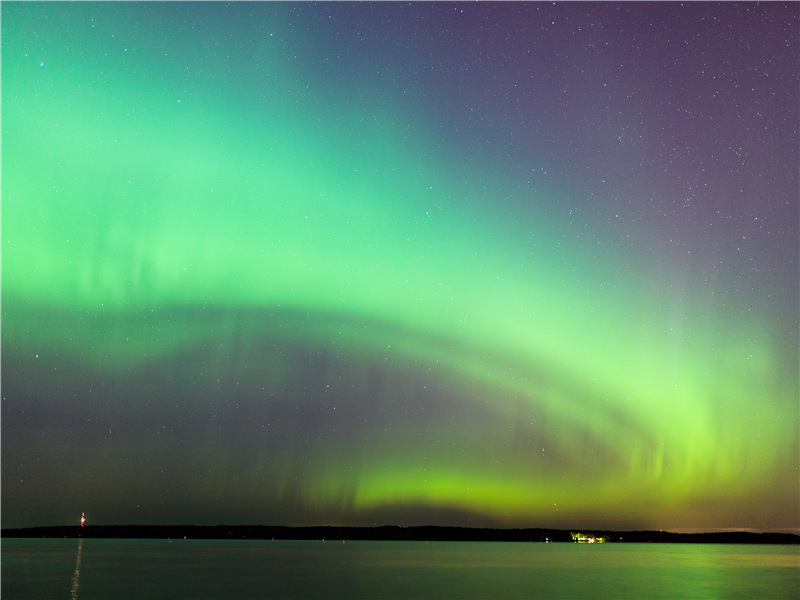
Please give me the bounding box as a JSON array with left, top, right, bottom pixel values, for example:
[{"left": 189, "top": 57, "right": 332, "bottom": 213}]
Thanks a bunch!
[{"left": 2, "top": 525, "right": 798, "bottom": 544}]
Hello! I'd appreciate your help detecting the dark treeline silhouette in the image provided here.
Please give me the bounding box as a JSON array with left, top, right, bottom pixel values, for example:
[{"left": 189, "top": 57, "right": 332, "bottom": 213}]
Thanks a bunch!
[{"left": 2, "top": 525, "right": 798, "bottom": 544}]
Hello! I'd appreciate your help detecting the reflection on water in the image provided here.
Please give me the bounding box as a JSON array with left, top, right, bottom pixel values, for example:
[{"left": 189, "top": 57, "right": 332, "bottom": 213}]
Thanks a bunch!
[{"left": 70, "top": 538, "right": 82, "bottom": 600}]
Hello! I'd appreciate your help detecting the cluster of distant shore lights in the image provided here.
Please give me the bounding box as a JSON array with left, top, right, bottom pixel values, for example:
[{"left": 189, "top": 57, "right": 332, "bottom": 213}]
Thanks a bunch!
[{"left": 570, "top": 533, "right": 606, "bottom": 543}]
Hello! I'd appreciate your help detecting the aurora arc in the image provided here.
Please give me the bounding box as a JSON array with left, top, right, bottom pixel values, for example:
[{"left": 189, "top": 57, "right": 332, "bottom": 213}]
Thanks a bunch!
[{"left": 2, "top": 2, "right": 797, "bottom": 532}]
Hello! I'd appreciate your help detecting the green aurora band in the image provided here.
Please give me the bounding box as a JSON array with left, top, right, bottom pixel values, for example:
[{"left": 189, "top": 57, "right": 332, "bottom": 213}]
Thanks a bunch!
[{"left": 3, "top": 3, "right": 797, "bottom": 531}]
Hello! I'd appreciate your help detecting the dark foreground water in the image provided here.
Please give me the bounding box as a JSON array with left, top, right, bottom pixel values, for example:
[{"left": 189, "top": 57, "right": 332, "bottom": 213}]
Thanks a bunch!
[{"left": 2, "top": 538, "right": 798, "bottom": 599}]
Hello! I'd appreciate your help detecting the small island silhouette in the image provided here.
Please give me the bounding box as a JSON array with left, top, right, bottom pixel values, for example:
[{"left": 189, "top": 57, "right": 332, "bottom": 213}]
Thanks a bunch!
[{"left": 3, "top": 525, "right": 798, "bottom": 544}]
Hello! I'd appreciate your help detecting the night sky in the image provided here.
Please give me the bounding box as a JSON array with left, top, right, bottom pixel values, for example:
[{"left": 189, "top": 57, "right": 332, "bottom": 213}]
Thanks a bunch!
[{"left": 3, "top": 2, "right": 798, "bottom": 533}]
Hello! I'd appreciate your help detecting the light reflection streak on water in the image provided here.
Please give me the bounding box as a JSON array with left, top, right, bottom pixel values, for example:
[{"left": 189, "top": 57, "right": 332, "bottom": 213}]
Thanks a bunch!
[{"left": 70, "top": 538, "right": 82, "bottom": 600}]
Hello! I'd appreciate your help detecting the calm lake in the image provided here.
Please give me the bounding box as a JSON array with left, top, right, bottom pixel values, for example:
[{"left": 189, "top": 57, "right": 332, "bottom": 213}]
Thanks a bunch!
[{"left": 2, "top": 538, "right": 798, "bottom": 599}]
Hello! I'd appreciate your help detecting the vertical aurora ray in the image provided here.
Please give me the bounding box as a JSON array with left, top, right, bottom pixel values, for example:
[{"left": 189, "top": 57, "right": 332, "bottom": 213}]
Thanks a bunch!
[{"left": 2, "top": 2, "right": 797, "bottom": 531}]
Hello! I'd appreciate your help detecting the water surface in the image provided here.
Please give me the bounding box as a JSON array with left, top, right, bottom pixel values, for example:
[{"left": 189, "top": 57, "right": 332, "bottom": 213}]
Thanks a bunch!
[{"left": 2, "top": 538, "right": 797, "bottom": 599}]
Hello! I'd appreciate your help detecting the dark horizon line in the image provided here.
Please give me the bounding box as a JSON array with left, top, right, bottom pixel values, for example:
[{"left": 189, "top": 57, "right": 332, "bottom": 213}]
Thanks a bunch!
[{"left": 3, "top": 524, "right": 798, "bottom": 544}]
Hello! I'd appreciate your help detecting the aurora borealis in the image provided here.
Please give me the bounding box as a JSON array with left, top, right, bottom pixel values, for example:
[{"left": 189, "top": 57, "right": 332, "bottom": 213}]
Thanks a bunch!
[{"left": 2, "top": 2, "right": 798, "bottom": 532}]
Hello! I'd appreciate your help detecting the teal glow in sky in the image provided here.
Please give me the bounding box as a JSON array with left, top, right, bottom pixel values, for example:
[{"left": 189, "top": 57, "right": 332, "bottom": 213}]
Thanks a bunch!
[{"left": 3, "top": 2, "right": 798, "bottom": 532}]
